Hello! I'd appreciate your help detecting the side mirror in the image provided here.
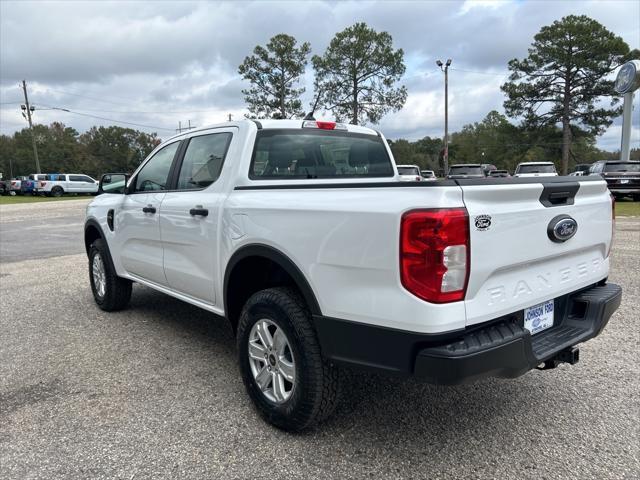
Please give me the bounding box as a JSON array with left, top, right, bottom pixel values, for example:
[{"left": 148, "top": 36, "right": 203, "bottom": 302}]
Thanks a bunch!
[{"left": 99, "top": 173, "right": 129, "bottom": 195}]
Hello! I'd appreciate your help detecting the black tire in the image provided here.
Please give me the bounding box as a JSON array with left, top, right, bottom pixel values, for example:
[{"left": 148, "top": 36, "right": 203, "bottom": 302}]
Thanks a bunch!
[
  {"left": 89, "top": 238, "right": 132, "bottom": 311},
  {"left": 237, "top": 287, "right": 339, "bottom": 431},
  {"left": 51, "top": 186, "right": 64, "bottom": 197}
]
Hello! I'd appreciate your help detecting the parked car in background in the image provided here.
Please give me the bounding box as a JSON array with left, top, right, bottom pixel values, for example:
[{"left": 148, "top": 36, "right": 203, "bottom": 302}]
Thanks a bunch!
[
  {"left": 9, "top": 178, "right": 23, "bottom": 194},
  {"left": 569, "top": 171, "right": 584, "bottom": 176},
  {"left": 480, "top": 163, "right": 497, "bottom": 176},
  {"left": 447, "top": 164, "right": 485, "bottom": 179},
  {"left": 396, "top": 165, "right": 422, "bottom": 181},
  {"left": 589, "top": 160, "right": 640, "bottom": 200},
  {"left": 0, "top": 179, "right": 9, "bottom": 195},
  {"left": 37, "top": 173, "right": 99, "bottom": 197},
  {"left": 420, "top": 170, "right": 437, "bottom": 181},
  {"left": 573, "top": 163, "right": 592, "bottom": 175},
  {"left": 514, "top": 162, "right": 558, "bottom": 177},
  {"left": 489, "top": 169, "right": 510, "bottom": 178}
]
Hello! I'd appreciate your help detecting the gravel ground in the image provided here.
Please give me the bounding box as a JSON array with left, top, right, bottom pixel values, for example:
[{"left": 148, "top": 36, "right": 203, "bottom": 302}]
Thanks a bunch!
[{"left": 0, "top": 212, "right": 638, "bottom": 479}]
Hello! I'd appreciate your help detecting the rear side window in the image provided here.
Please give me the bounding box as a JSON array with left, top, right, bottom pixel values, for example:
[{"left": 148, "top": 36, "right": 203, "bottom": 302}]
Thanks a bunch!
[
  {"left": 250, "top": 129, "right": 394, "bottom": 179},
  {"left": 69, "top": 175, "right": 92, "bottom": 182},
  {"left": 177, "top": 133, "right": 232, "bottom": 190}
]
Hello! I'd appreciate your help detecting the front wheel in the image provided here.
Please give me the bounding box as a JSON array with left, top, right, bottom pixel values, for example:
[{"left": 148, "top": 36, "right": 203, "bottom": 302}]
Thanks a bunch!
[
  {"left": 237, "top": 287, "right": 339, "bottom": 431},
  {"left": 89, "top": 238, "right": 132, "bottom": 311}
]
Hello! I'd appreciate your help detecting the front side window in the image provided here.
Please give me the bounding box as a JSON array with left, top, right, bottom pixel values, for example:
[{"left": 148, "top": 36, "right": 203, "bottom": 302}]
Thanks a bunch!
[
  {"left": 177, "top": 133, "right": 232, "bottom": 190},
  {"left": 250, "top": 129, "right": 394, "bottom": 179},
  {"left": 69, "top": 175, "right": 85, "bottom": 182},
  {"left": 134, "top": 141, "right": 180, "bottom": 192}
]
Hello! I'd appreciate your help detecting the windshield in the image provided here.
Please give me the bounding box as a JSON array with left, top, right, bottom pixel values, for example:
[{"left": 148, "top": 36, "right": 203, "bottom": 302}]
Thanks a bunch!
[
  {"left": 517, "top": 164, "right": 556, "bottom": 174},
  {"left": 250, "top": 129, "right": 394, "bottom": 179},
  {"left": 604, "top": 162, "right": 640, "bottom": 173},
  {"left": 448, "top": 166, "right": 483, "bottom": 176},
  {"left": 397, "top": 167, "right": 420, "bottom": 176}
]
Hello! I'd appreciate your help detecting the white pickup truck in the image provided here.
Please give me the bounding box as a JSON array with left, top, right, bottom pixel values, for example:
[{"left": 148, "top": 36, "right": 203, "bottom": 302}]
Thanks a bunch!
[
  {"left": 38, "top": 173, "right": 99, "bottom": 196},
  {"left": 84, "top": 119, "right": 621, "bottom": 431}
]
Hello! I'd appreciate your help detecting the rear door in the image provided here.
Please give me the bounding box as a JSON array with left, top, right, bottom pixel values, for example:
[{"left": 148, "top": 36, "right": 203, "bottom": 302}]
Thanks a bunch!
[
  {"left": 459, "top": 177, "right": 612, "bottom": 327},
  {"left": 159, "top": 128, "right": 235, "bottom": 305}
]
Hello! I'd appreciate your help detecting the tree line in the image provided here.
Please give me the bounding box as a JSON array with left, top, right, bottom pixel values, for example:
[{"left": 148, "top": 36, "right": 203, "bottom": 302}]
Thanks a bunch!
[
  {"left": 0, "top": 123, "right": 160, "bottom": 179},
  {"left": 1, "top": 15, "right": 637, "bottom": 178}
]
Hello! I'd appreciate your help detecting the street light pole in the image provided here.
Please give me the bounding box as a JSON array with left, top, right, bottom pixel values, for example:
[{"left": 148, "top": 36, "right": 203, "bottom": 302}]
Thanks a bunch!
[
  {"left": 436, "top": 59, "right": 452, "bottom": 176},
  {"left": 21, "top": 80, "right": 41, "bottom": 174}
]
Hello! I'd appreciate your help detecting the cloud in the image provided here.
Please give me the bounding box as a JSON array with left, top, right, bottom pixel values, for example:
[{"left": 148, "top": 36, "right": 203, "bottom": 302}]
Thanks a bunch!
[{"left": 1, "top": 0, "right": 638, "bottom": 151}]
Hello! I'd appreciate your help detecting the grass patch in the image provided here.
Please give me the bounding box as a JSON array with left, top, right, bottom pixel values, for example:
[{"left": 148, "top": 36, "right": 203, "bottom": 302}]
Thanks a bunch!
[
  {"left": 616, "top": 199, "right": 640, "bottom": 217},
  {"left": 0, "top": 194, "right": 91, "bottom": 205}
]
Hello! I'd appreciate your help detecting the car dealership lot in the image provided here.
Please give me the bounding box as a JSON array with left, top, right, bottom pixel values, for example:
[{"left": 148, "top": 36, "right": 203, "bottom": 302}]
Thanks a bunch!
[{"left": 0, "top": 203, "right": 638, "bottom": 479}]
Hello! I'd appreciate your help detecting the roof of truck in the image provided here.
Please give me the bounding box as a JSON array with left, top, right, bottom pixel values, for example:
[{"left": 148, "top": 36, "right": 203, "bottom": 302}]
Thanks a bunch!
[{"left": 165, "top": 119, "right": 380, "bottom": 143}]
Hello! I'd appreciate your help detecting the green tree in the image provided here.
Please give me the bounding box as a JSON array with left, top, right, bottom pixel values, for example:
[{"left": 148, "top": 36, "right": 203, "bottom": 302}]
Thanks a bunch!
[
  {"left": 238, "top": 34, "right": 311, "bottom": 119},
  {"left": 79, "top": 126, "right": 160, "bottom": 176},
  {"left": 501, "top": 14, "right": 638, "bottom": 174},
  {"left": 312, "top": 22, "right": 407, "bottom": 125}
]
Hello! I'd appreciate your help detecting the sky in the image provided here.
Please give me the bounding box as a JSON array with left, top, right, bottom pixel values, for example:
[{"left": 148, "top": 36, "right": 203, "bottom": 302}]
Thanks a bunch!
[{"left": 1, "top": 0, "right": 639, "bottom": 151}]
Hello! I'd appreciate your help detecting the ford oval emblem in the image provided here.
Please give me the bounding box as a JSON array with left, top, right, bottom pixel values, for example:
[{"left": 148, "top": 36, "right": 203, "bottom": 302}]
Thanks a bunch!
[{"left": 547, "top": 215, "right": 578, "bottom": 243}]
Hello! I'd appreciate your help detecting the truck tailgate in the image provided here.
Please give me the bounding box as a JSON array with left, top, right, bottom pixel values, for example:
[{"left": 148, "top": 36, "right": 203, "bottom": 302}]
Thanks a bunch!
[{"left": 459, "top": 177, "right": 612, "bottom": 327}]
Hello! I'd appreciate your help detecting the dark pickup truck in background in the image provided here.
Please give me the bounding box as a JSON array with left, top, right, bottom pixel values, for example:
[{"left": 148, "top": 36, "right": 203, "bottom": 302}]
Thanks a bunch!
[{"left": 589, "top": 160, "right": 640, "bottom": 200}]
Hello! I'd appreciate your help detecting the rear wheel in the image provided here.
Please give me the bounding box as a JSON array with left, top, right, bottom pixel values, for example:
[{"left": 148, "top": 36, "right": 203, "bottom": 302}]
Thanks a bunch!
[
  {"left": 89, "top": 238, "right": 132, "bottom": 311},
  {"left": 237, "top": 287, "right": 339, "bottom": 431},
  {"left": 51, "top": 186, "right": 64, "bottom": 197}
]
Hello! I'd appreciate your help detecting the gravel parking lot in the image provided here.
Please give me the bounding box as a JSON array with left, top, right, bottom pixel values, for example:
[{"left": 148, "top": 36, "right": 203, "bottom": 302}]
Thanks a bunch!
[{"left": 1, "top": 201, "right": 638, "bottom": 479}]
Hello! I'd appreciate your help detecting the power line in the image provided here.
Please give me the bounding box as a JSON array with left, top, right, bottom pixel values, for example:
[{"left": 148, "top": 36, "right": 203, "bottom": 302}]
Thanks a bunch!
[{"left": 40, "top": 105, "right": 174, "bottom": 131}]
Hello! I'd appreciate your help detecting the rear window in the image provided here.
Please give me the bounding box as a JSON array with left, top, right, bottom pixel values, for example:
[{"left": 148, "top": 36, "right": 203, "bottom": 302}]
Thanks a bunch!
[
  {"left": 517, "top": 164, "right": 556, "bottom": 174},
  {"left": 249, "top": 129, "right": 394, "bottom": 179},
  {"left": 604, "top": 162, "right": 640, "bottom": 172},
  {"left": 449, "top": 166, "right": 483, "bottom": 176},
  {"left": 398, "top": 166, "right": 420, "bottom": 176}
]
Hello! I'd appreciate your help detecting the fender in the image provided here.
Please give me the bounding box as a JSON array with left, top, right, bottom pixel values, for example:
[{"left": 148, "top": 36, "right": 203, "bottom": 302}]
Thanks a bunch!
[
  {"left": 84, "top": 218, "right": 106, "bottom": 255},
  {"left": 223, "top": 244, "right": 322, "bottom": 316}
]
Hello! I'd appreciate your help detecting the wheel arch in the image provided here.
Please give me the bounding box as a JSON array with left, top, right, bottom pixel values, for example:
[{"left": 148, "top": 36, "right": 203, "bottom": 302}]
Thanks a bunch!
[
  {"left": 224, "top": 244, "right": 322, "bottom": 333},
  {"left": 84, "top": 218, "right": 105, "bottom": 256}
]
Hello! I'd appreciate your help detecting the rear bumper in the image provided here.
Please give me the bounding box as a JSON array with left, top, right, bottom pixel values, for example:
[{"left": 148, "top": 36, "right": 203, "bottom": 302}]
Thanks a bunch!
[{"left": 314, "top": 282, "right": 622, "bottom": 384}]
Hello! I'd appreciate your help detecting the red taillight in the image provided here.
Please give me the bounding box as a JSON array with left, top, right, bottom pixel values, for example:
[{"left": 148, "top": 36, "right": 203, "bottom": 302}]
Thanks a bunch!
[
  {"left": 400, "top": 208, "right": 470, "bottom": 303},
  {"left": 316, "top": 121, "right": 336, "bottom": 130}
]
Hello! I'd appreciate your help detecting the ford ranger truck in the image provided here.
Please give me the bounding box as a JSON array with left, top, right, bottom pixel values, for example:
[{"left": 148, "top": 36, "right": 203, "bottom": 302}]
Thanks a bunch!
[{"left": 84, "top": 119, "right": 622, "bottom": 431}]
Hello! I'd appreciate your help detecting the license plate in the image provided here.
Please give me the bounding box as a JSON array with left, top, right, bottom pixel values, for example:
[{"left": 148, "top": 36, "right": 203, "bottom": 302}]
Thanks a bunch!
[{"left": 524, "top": 300, "right": 554, "bottom": 335}]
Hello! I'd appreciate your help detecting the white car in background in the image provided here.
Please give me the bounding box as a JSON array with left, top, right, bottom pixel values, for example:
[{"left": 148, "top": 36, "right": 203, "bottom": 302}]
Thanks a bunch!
[
  {"left": 396, "top": 164, "right": 422, "bottom": 181},
  {"left": 421, "top": 170, "right": 437, "bottom": 181},
  {"left": 514, "top": 162, "right": 558, "bottom": 177},
  {"left": 38, "top": 174, "right": 99, "bottom": 196}
]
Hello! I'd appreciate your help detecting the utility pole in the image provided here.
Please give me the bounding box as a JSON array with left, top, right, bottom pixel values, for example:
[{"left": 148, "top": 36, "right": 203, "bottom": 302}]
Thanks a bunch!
[
  {"left": 21, "top": 80, "right": 41, "bottom": 174},
  {"left": 176, "top": 120, "right": 196, "bottom": 133},
  {"left": 228, "top": 113, "right": 233, "bottom": 122},
  {"left": 436, "top": 59, "right": 452, "bottom": 176}
]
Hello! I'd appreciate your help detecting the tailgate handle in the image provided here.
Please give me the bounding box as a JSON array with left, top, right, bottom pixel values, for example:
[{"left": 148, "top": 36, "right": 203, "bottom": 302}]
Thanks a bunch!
[{"left": 539, "top": 183, "right": 579, "bottom": 208}]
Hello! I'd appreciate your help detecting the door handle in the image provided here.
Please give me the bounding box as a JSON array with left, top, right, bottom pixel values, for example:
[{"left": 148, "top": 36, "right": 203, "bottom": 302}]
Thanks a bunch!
[
  {"left": 142, "top": 205, "right": 156, "bottom": 214},
  {"left": 189, "top": 207, "right": 209, "bottom": 217}
]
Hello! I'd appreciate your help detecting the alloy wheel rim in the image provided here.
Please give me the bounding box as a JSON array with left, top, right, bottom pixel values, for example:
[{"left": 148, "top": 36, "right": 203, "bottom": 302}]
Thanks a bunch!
[
  {"left": 248, "top": 319, "right": 296, "bottom": 403},
  {"left": 92, "top": 253, "right": 106, "bottom": 298}
]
